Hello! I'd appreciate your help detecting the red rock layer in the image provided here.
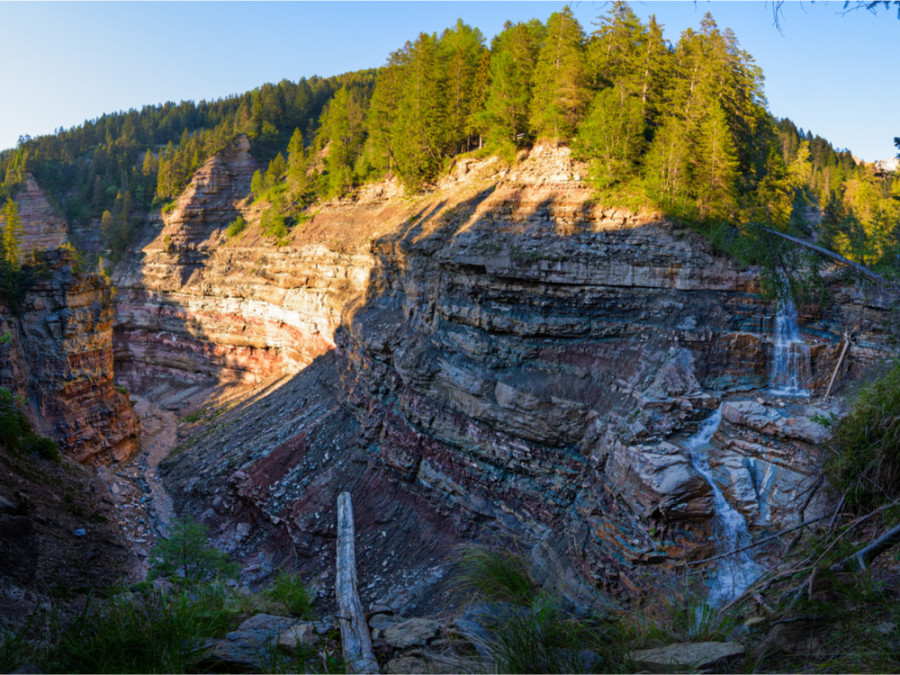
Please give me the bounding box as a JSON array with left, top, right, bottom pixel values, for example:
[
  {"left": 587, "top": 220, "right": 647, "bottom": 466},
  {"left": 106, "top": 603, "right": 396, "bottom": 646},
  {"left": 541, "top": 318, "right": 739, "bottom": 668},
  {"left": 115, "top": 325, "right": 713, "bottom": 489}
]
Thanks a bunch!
[{"left": 0, "top": 249, "right": 138, "bottom": 464}]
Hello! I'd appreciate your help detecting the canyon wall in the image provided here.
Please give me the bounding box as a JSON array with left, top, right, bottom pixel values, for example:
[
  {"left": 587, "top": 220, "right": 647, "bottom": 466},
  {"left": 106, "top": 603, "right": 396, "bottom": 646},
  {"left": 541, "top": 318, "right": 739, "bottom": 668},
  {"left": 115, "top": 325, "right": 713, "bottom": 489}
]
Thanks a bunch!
[
  {"left": 114, "top": 140, "right": 894, "bottom": 606},
  {"left": 0, "top": 249, "right": 138, "bottom": 464}
]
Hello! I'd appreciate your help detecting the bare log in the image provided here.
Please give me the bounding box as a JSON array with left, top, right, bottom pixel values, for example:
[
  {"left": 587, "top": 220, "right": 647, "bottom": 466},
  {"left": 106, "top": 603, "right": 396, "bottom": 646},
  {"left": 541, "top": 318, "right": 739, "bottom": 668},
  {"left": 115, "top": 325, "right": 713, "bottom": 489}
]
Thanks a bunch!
[
  {"left": 823, "top": 333, "right": 852, "bottom": 402},
  {"left": 336, "top": 492, "right": 379, "bottom": 674},
  {"left": 830, "top": 521, "right": 900, "bottom": 573}
]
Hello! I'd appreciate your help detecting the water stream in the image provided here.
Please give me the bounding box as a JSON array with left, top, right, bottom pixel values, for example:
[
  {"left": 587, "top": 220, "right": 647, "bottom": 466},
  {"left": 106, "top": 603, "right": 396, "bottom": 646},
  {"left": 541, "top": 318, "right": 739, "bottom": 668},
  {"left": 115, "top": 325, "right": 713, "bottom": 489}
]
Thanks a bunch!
[
  {"left": 683, "top": 297, "right": 812, "bottom": 604},
  {"left": 684, "top": 407, "right": 764, "bottom": 606},
  {"left": 769, "top": 297, "right": 811, "bottom": 396}
]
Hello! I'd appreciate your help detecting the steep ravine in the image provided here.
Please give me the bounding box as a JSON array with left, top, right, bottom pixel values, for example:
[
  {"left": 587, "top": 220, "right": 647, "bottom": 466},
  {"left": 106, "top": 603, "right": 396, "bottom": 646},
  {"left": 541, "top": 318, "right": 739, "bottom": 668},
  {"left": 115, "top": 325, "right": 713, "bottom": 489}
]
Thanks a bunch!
[{"left": 107, "top": 138, "right": 896, "bottom": 610}]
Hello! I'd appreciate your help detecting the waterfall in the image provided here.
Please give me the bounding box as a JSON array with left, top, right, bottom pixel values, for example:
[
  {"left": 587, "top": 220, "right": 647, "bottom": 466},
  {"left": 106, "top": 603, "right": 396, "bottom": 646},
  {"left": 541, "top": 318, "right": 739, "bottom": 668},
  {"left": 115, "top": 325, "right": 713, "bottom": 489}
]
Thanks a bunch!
[
  {"left": 769, "top": 297, "right": 811, "bottom": 396},
  {"left": 684, "top": 407, "right": 764, "bottom": 606}
]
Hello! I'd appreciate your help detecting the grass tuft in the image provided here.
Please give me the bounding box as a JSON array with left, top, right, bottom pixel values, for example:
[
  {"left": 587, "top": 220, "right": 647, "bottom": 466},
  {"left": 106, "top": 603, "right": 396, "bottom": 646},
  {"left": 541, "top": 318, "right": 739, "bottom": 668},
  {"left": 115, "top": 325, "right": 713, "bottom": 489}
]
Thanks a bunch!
[
  {"left": 264, "top": 571, "right": 315, "bottom": 618},
  {"left": 455, "top": 546, "right": 537, "bottom": 606}
]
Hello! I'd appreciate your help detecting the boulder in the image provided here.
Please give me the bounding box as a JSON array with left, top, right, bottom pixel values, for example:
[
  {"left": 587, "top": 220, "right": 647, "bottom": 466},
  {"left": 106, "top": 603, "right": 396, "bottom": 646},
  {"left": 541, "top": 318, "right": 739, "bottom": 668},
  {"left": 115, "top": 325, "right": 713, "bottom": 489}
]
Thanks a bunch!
[
  {"left": 277, "top": 621, "right": 318, "bottom": 654},
  {"left": 383, "top": 617, "right": 441, "bottom": 649},
  {"left": 608, "top": 443, "right": 713, "bottom": 521},
  {"left": 196, "top": 613, "right": 296, "bottom": 672},
  {"left": 631, "top": 641, "right": 745, "bottom": 672}
]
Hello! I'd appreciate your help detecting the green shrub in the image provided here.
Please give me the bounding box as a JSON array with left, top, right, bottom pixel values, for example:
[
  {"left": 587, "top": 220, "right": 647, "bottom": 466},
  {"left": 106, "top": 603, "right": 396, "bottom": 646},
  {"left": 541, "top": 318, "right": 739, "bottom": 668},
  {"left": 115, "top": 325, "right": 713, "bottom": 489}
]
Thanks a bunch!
[
  {"left": 148, "top": 518, "right": 240, "bottom": 584},
  {"left": 264, "top": 571, "right": 314, "bottom": 617},
  {"left": 260, "top": 208, "right": 288, "bottom": 240},
  {"left": 0, "top": 386, "right": 59, "bottom": 460},
  {"left": 226, "top": 216, "right": 247, "bottom": 237},
  {"left": 825, "top": 359, "right": 900, "bottom": 508},
  {"left": 29, "top": 436, "right": 60, "bottom": 462},
  {"left": 635, "top": 592, "right": 739, "bottom": 645}
]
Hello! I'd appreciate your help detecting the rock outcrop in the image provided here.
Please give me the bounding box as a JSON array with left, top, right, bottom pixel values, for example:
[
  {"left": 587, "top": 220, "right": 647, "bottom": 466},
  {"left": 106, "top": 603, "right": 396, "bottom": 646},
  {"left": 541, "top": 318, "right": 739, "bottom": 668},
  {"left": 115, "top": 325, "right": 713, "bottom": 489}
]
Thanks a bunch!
[
  {"left": 0, "top": 173, "right": 68, "bottom": 257},
  {"left": 112, "top": 142, "right": 895, "bottom": 607},
  {"left": 0, "top": 249, "right": 138, "bottom": 464}
]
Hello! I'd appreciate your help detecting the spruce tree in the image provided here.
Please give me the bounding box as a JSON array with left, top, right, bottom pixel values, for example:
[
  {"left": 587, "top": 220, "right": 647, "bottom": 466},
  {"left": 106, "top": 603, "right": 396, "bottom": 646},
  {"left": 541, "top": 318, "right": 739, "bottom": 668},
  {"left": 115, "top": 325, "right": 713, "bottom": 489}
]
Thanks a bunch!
[
  {"left": 529, "top": 7, "right": 588, "bottom": 144},
  {"left": 286, "top": 128, "right": 309, "bottom": 202},
  {"left": 438, "top": 20, "right": 487, "bottom": 154},
  {"left": 577, "top": 84, "right": 644, "bottom": 186},
  {"left": 478, "top": 20, "right": 546, "bottom": 149}
]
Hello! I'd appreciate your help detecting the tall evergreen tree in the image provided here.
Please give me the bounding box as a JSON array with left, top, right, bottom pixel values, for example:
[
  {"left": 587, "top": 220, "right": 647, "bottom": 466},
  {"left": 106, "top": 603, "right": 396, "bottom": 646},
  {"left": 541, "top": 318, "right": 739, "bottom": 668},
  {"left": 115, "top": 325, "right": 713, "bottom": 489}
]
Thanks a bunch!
[
  {"left": 1, "top": 199, "right": 23, "bottom": 269},
  {"left": 286, "top": 128, "right": 309, "bottom": 202},
  {"left": 478, "top": 20, "right": 546, "bottom": 149},
  {"left": 576, "top": 84, "right": 644, "bottom": 186},
  {"left": 529, "top": 7, "right": 588, "bottom": 143},
  {"left": 438, "top": 20, "right": 487, "bottom": 154}
]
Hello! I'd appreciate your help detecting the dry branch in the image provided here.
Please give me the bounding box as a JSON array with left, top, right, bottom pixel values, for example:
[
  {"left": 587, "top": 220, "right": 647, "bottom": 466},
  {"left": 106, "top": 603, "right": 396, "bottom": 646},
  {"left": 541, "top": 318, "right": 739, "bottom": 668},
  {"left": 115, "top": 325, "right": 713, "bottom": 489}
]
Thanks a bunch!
[
  {"left": 687, "top": 515, "right": 827, "bottom": 567},
  {"left": 823, "top": 333, "right": 852, "bottom": 402},
  {"left": 830, "top": 521, "right": 900, "bottom": 573}
]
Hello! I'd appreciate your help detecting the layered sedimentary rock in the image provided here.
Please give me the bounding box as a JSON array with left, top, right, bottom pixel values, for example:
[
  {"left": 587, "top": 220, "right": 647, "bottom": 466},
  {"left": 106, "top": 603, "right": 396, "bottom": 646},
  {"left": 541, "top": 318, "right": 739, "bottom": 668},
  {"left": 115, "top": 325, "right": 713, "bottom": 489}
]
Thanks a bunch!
[
  {"left": 0, "top": 173, "right": 68, "bottom": 256},
  {"left": 114, "top": 134, "right": 373, "bottom": 400},
  {"left": 116, "top": 142, "right": 894, "bottom": 604},
  {"left": 0, "top": 249, "right": 138, "bottom": 464}
]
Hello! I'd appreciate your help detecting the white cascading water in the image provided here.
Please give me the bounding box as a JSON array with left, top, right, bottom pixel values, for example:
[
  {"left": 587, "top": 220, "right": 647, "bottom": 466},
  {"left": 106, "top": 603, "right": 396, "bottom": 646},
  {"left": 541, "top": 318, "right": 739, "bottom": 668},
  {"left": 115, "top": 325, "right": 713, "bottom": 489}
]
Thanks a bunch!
[
  {"left": 769, "top": 297, "right": 811, "bottom": 396},
  {"left": 684, "top": 407, "right": 764, "bottom": 606}
]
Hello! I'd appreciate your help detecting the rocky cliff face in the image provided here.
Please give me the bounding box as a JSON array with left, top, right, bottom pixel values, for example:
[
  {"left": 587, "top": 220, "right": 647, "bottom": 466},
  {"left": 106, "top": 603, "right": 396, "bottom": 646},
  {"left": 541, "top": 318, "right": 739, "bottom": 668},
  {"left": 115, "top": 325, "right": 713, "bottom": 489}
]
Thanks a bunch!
[
  {"left": 0, "top": 249, "right": 138, "bottom": 464},
  {"left": 114, "top": 134, "right": 373, "bottom": 403},
  {"left": 114, "top": 141, "right": 894, "bottom": 608},
  {"left": 0, "top": 173, "right": 68, "bottom": 257}
]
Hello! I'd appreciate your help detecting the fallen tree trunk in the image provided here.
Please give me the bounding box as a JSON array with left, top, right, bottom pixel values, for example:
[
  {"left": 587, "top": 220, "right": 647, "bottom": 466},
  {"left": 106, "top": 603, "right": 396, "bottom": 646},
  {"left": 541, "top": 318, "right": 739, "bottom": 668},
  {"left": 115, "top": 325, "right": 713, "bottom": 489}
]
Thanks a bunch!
[
  {"left": 336, "top": 491, "right": 379, "bottom": 674},
  {"left": 830, "top": 521, "right": 900, "bottom": 573},
  {"left": 748, "top": 223, "right": 899, "bottom": 291}
]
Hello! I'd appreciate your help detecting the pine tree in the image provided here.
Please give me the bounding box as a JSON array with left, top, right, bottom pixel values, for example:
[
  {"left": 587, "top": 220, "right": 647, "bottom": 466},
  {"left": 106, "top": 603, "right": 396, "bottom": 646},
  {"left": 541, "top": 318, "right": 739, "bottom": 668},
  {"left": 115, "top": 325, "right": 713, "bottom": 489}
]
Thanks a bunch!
[
  {"left": 319, "top": 86, "right": 367, "bottom": 198},
  {"left": 586, "top": 1, "right": 645, "bottom": 92},
  {"left": 529, "top": 7, "right": 588, "bottom": 144},
  {"left": 250, "top": 169, "right": 265, "bottom": 198}
]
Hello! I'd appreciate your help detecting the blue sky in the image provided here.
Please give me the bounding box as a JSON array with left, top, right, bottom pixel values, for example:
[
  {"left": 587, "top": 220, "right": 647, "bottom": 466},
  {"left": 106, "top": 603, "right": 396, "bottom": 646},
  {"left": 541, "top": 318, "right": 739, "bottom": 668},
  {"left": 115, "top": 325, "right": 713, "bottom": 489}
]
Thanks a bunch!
[{"left": 1, "top": 1, "right": 897, "bottom": 161}]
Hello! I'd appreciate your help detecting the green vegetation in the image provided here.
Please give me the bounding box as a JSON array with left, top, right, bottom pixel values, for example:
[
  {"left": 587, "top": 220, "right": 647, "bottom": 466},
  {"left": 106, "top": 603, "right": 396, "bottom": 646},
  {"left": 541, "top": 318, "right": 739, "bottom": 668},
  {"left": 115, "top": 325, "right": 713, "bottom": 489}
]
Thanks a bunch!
[
  {"left": 455, "top": 547, "right": 627, "bottom": 673},
  {"left": 148, "top": 517, "right": 240, "bottom": 584},
  {"left": 226, "top": 215, "right": 247, "bottom": 238},
  {"left": 0, "top": 385, "right": 60, "bottom": 461},
  {"left": 264, "top": 571, "right": 315, "bottom": 618},
  {"left": 0, "top": 4, "right": 894, "bottom": 279},
  {"left": 43, "top": 583, "right": 242, "bottom": 674},
  {"left": 456, "top": 545, "right": 537, "bottom": 604},
  {"left": 824, "top": 359, "right": 900, "bottom": 509}
]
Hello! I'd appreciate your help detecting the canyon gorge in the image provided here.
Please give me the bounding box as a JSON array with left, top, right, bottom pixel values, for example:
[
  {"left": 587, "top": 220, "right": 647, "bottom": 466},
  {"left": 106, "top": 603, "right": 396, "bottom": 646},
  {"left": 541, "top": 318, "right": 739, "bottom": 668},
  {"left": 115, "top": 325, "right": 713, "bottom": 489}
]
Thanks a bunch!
[{"left": 3, "top": 134, "right": 896, "bottom": 627}]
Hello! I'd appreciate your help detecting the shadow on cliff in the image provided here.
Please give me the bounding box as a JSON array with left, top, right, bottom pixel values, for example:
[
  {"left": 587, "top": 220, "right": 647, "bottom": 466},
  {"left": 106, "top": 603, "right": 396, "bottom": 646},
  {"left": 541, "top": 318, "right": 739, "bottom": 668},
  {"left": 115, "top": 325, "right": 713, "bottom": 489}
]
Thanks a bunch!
[{"left": 156, "top": 181, "right": 855, "bottom": 612}]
